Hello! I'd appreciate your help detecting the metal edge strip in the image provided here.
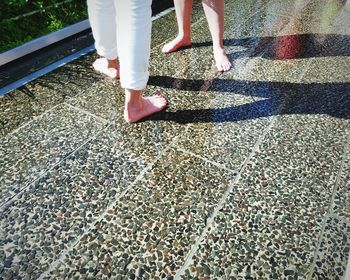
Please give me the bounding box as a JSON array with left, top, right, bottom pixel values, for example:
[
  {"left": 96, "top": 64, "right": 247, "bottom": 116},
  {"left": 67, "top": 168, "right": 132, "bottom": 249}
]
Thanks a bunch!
[
  {"left": 0, "top": 45, "right": 95, "bottom": 96},
  {"left": 0, "top": 6, "right": 175, "bottom": 96},
  {"left": 0, "top": 20, "right": 91, "bottom": 67}
]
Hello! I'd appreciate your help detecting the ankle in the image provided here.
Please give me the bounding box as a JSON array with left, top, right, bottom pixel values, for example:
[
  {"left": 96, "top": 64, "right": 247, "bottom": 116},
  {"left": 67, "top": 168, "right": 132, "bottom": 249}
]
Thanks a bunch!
[
  {"left": 177, "top": 33, "right": 191, "bottom": 42},
  {"left": 107, "top": 59, "right": 118, "bottom": 69},
  {"left": 125, "top": 89, "right": 143, "bottom": 107},
  {"left": 213, "top": 45, "right": 225, "bottom": 53}
]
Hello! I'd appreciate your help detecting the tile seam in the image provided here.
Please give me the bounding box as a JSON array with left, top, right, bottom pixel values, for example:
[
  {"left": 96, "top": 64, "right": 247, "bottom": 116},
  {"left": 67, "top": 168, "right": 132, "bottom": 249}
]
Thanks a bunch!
[
  {"left": 0, "top": 121, "right": 114, "bottom": 210},
  {"left": 174, "top": 115, "right": 279, "bottom": 279},
  {"left": 172, "top": 145, "right": 239, "bottom": 174},
  {"left": 306, "top": 125, "right": 350, "bottom": 280},
  {"left": 328, "top": 129, "right": 350, "bottom": 217},
  {"left": 174, "top": 8, "right": 318, "bottom": 276},
  {"left": 39, "top": 9, "right": 212, "bottom": 272},
  {"left": 1, "top": 102, "right": 62, "bottom": 139},
  {"left": 64, "top": 103, "right": 111, "bottom": 124},
  {"left": 38, "top": 145, "right": 171, "bottom": 279},
  {"left": 39, "top": 122, "right": 187, "bottom": 278}
]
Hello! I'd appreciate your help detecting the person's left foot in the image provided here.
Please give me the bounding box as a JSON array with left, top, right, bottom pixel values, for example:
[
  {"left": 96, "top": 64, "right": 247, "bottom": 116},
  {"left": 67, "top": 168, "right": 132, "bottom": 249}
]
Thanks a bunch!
[
  {"left": 124, "top": 93, "right": 167, "bottom": 123},
  {"left": 92, "top": 57, "right": 119, "bottom": 79},
  {"left": 213, "top": 48, "right": 232, "bottom": 72}
]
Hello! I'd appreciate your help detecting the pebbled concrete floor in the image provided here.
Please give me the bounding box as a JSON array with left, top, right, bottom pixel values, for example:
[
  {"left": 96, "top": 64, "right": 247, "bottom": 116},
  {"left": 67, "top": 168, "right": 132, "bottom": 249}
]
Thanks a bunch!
[{"left": 0, "top": 0, "right": 350, "bottom": 279}]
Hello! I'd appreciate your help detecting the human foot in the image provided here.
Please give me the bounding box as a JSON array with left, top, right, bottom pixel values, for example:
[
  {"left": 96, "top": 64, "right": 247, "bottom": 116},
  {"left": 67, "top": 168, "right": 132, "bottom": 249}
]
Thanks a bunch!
[
  {"left": 124, "top": 93, "right": 167, "bottom": 123},
  {"left": 213, "top": 48, "right": 232, "bottom": 72},
  {"left": 92, "top": 57, "right": 119, "bottom": 79},
  {"left": 161, "top": 36, "right": 192, "bottom": 54}
]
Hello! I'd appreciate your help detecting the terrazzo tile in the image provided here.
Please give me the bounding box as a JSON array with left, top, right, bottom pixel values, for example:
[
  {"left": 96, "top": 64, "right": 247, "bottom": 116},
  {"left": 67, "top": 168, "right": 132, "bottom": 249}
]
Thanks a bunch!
[
  {"left": 0, "top": 104, "right": 106, "bottom": 205},
  {"left": 47, "top": 148, "right": 235, "bottom": 279},
  {"left": 333, "top": 140, "right": 350, "bottom": 220},
  {"left": 224, "top": 0, "right": 294, "bottom": 40},
  {"left": 173, "top": 53, "right": 303, "bottom": 170},
  {"left": 220, "top": 35, "right": 313, "bottom": 84},
  {"left": 281, "top": 81, "right": 350, "bottom": 122},
  {"left": 222, "top": 0, "right": 348, "bottom": 79},
  {"left": 0, "top": 53, "right": 99, "bottom": 138},
  {"left": 0, "top": 125, "right": 150, "bottom": 280},
  {"left": 184, "top": 112, "right": 349, "bottom": 279},
  {"left": 330, "top": 3, "right": 350, "bottom": 35},
  {"left": 311, "top": 217, "right": 350, "bottom": 280},
  {"left": 219, "top": 14, "right": 314, "bottom": 84},
  {"left": 0, "top": 89, "right": 39, "bottom": 138},
  {"left": 280, "top": 0, "right": 331, "bottom": 21},
  {"left": 66, "top": 80, "right": 120, "bottom": 120},
  {"left": 227, "top": 56, "right": 311, "bottom": 84},
  {"left": 174, "top": 93, "right": 274, "bottom": 170},
  {"left": 280, "top": 0, "right": 348, "bottom": 35},
  {"left": 300, "top": 57, "right": 350, "bottom": 83}
]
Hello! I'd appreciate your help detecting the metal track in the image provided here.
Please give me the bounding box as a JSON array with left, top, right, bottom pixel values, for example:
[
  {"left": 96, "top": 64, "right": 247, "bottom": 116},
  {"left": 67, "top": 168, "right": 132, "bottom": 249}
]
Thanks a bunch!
[{"left": 0, "top": 20, "right": 90, "bottom": 67}]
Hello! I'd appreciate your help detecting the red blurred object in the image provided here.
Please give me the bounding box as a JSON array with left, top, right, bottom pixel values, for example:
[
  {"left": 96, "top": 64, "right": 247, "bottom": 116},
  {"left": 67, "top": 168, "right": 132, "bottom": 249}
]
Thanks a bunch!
[{"left": 275, "top": 34, "right": 301, "bottom": 59}]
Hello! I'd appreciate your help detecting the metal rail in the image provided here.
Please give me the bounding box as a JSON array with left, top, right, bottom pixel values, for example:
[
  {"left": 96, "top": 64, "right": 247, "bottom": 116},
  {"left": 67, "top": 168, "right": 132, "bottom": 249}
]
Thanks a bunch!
[
  {"left": 0, "top": 20, "right": 90, "bottom": 67},
  {"left": 0, "top": 6, "right": 175, "bottom": 96}
]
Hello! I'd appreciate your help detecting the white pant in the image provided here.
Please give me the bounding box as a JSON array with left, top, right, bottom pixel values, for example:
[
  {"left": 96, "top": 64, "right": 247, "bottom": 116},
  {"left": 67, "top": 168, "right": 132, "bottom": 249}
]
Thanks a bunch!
[{"left": 87, "top": 0, "right": 152, "bottom": 90}]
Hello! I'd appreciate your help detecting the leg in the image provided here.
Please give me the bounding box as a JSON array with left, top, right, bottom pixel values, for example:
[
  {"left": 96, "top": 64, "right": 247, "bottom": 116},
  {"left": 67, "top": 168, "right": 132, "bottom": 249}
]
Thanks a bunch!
[
  {"left": 87, "top": 0, "right": 119, "bottom": 78},
  {"left": 202, "top": 0, "right": 231, "bottom": 71},
  {"left": 161, "top": 0, "right": 193, "bottom": 54},
  {"left": 115, "top": 0, "right": 167, "bottom": 122}
]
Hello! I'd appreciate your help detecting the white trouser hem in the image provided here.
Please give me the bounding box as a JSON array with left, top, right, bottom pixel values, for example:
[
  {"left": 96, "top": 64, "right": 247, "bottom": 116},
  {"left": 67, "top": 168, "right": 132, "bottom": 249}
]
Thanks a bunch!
[
  {"left": 120, "top": 70, "right": 149, "bottom": 90},
  {"left": 96, "top": 47, "right": 118, "bottom": 61}
]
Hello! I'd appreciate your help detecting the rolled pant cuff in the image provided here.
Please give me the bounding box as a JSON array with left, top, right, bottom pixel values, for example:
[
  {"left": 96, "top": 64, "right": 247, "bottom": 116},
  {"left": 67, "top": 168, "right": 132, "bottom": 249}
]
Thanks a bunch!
[
  {"left": 96, "top": 46, "right": 118, "bottom": 60},
  {"left": 120, "top": 70, "right": 149, "bottom": 90}
]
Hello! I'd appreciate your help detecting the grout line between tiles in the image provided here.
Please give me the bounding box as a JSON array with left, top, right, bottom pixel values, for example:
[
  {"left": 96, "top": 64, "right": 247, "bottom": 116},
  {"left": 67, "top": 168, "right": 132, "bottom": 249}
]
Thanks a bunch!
[
  {"left": 39, "top": 129, "right": 185, "bottom": 279},
  {"left": 174, "top": 14, "right": 318, "bottom": 276},
  {"left": 307, "top": 129, "right": 350, "bottom": 280},
  {"left": 328, "top": 130, "right": 350, "bottom": 217},
  {"left": 64, "top": 103, "right": 110, "bottom": 124},
  {"left": 2, "top": 103, "right": 62, "bottom": 139},
  {"left": 38, "top": 152, "right": 165, "bottom": 279},
  {"left": 0, "top": 121, "right": 114, "bottom": 210},
  {"left": 174, "top": 112, "right": 279, "bottom": 279},
  {"left": 173, "top": 145, "right": 239, "bottom": 174}
]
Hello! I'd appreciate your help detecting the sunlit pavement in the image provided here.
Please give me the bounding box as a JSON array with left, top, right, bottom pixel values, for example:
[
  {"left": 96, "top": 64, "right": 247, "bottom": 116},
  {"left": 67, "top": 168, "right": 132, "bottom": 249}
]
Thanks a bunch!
[{"left": 1, "top": 0, "right": 350, "bottom": 279}]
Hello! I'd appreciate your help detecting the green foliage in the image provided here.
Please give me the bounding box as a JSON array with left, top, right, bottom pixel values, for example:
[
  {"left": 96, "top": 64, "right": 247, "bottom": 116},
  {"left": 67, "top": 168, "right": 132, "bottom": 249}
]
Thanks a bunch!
[{"left": 0, "top": 0, "right": 88, "bottom": 52}]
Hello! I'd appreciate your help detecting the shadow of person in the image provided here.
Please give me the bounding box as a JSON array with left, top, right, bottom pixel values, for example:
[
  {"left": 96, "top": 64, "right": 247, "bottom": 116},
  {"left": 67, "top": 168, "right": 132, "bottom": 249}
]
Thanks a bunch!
[{"left": 148, "top": 75, "right": 350, "bottom": 124}]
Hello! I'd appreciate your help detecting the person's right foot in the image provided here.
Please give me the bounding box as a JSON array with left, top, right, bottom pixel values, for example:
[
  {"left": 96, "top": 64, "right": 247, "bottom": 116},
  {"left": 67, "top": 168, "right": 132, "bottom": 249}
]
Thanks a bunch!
[
  {"left": 161, "top": 36, "right": 192, "bottom": 54},
  {"left": 124, "top": 93, "right": 167, "bottom": 123},
  {"left": 213, "top": 48, "right": 232, "bottom": 72},
  {"left": 92, "top": 57, "right": 119, "bottom": 79}
]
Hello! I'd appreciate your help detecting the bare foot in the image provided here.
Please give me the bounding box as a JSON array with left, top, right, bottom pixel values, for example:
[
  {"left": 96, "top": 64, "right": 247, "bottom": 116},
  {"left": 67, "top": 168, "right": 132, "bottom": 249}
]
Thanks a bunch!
[
  {"left": 93, "top": 57, "right": 119, "bottom": 79},
  {"left": 124, "top": 93, "right": 167, "bottom": 123},
  {"left": 213, "top": 48, "right": 232, "bottom": 72},
  {"left": 162, "top": 36, "right": 192, "bottom": 54}
]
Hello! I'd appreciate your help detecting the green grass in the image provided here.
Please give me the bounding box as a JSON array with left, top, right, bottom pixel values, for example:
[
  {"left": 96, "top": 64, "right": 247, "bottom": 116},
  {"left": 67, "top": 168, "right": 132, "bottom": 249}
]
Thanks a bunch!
[{"left": 0, "top": 0, "right": 88, "bottom": 52}]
